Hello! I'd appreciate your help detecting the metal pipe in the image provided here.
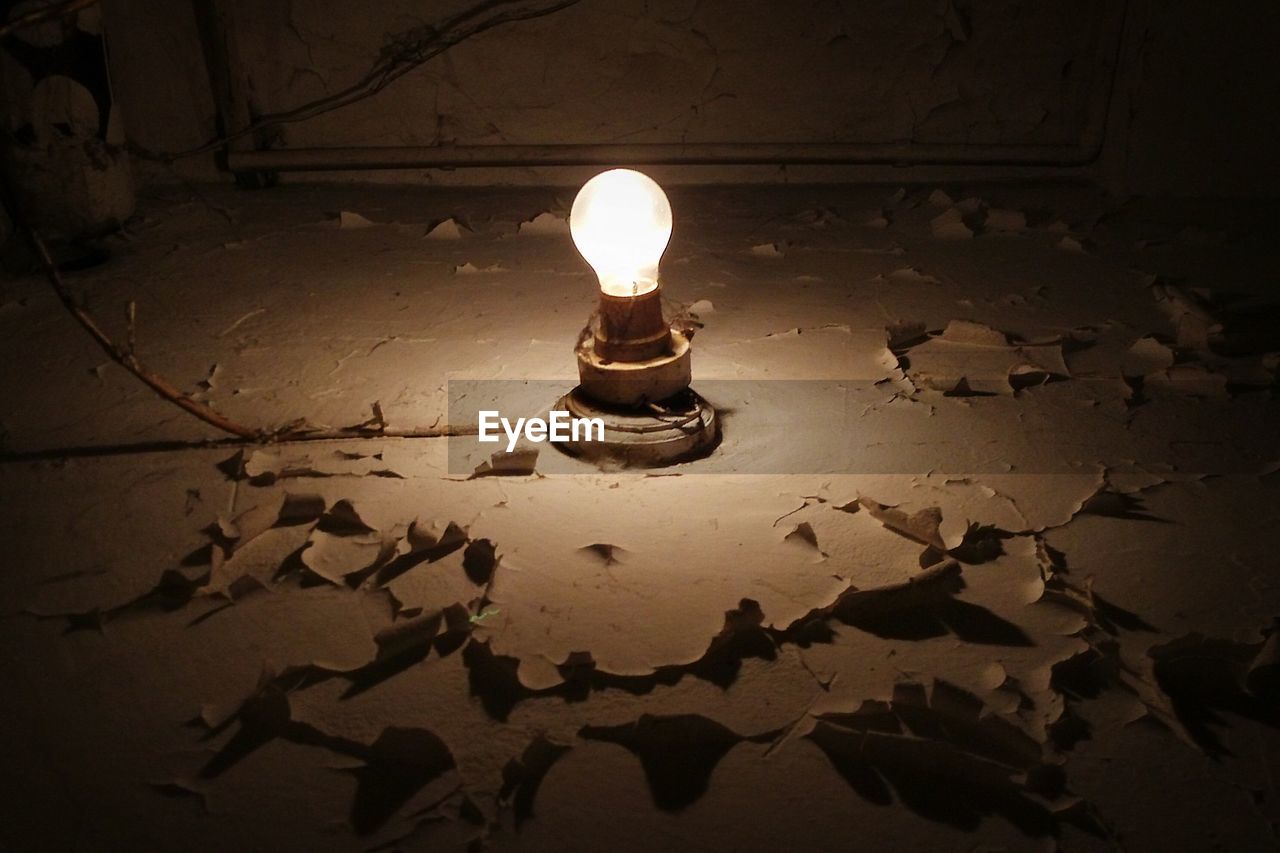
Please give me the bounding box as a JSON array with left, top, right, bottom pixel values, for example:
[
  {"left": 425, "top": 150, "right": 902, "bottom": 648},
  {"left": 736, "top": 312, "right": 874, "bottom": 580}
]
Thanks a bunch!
[{"left": 227, "top": 141, "right": 1101, "bottom": 173}]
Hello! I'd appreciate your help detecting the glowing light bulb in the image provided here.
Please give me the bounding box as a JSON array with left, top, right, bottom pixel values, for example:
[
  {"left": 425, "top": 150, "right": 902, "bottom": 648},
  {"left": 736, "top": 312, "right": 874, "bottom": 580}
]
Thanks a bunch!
[{"left": 570, "top": 168, "right": 672, "bottom": 298}]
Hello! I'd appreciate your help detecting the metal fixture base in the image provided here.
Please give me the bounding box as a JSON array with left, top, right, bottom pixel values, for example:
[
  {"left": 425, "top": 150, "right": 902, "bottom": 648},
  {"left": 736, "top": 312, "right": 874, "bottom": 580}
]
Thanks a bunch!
[
  {"left": 576, "top": 329, "right": 692, "bottom": 406},
  {"left": 553, "top": 387, "right": 719, "bottom": 468}
]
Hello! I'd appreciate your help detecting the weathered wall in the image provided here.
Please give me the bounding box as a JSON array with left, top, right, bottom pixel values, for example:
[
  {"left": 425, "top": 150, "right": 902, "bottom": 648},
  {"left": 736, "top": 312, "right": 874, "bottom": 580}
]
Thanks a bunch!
[
  {"left": 1108, "top": 0, "right": 1280, "bottom": 197},
  {"left": 99, "top": 0, "right": 1279, "bottom": 195},
  {"left": 229, "top": 0, "right": 1108, "bottom": 147}
]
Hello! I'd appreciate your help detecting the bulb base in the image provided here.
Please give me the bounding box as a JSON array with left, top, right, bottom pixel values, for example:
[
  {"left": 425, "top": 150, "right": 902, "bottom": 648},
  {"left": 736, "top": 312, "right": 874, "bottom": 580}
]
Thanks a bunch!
[{"left": 594, "top": 288, "right": 671, "bottom": 362}]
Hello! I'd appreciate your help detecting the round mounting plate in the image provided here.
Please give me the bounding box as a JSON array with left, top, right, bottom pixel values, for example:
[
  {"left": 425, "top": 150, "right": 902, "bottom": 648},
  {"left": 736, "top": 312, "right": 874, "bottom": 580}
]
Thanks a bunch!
[{"left": 553, "top": 387, "right": 719, "bottom": 468}]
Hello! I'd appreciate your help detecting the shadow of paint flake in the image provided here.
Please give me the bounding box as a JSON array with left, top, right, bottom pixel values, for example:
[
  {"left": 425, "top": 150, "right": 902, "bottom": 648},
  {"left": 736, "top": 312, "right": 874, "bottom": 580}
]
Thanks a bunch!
[{"left": 580, "top": 714, "right": 777, "bottom": 811}]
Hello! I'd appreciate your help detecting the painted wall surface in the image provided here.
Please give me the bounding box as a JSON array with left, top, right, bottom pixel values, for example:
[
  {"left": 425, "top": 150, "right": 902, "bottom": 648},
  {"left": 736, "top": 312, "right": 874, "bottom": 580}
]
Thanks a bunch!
[
  {"left": 99, "top": 0, "right": 1279, "bottom": 195},
  {"left": 1113, "top": 0, "right": 1280, "bottom": 197}
]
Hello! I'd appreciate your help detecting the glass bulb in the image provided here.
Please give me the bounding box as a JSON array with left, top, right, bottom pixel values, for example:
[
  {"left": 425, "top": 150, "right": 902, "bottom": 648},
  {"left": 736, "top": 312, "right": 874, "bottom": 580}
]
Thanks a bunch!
[{"left": 569, "top": 168, "right": 672, "bottom": 298}]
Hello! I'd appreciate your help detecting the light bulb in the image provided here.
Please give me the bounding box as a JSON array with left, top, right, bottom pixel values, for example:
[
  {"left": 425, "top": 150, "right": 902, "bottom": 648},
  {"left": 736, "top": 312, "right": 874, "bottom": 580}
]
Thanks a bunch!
[{"left": 569, "top": 168, "right": 672, "bottom": 298}]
